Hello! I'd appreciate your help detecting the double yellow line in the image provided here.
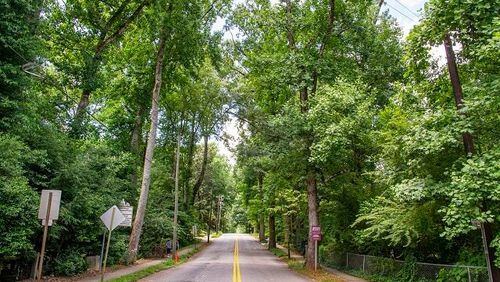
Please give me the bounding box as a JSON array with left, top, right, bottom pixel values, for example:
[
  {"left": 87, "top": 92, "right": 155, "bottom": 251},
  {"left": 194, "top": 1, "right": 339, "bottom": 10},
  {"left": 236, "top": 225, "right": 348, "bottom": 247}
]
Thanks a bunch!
[{"left": 232, "top": 238, "right": 242, "bottom": 282}]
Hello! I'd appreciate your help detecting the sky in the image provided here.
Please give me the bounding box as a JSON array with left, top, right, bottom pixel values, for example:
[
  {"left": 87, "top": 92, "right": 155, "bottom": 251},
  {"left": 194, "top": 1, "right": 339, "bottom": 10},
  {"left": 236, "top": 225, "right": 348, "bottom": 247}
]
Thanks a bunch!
[{"left": 213, "top": 0, "right": 428, "bottom": 166}]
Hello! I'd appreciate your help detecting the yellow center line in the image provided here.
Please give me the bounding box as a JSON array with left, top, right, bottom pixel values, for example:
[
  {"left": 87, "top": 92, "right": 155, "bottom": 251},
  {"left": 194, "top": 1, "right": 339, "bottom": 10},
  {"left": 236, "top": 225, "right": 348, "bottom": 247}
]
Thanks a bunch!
[{"left": 233, "top": 237, "right": 242, "bottom": 282}]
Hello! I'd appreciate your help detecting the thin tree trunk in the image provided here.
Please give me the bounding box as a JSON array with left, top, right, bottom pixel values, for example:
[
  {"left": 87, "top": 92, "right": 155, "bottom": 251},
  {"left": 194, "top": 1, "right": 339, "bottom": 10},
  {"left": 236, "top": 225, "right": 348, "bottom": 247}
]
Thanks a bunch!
[
  {"left": 192, "top": 134, "right": 209, "bottom": 204},
  {"left": 268, "top": 211, "right": 276, "bottom": 249},
  {"left": 443, "top": 34, "right": 499, "bottom": 281},
  {"left": 172, "top": 132, "right": 181, "bottom": 256},
  {"left": 207, "top": 186, "right": 213, "bottom": 243},
  {"left": 444, "top": 34, "right": 475, "bottom": 155},
  {"left": 258, "top": 173, "right": 265, "bottom": 242},
  {"left": 285, "top": 214, "right": 291, "bottom": 258},
  {"left": 127, "top": 34, "right": 166, "bottom": 263},
  {"left": 268, "top": 214, "right": 276, "bottom": 249}
]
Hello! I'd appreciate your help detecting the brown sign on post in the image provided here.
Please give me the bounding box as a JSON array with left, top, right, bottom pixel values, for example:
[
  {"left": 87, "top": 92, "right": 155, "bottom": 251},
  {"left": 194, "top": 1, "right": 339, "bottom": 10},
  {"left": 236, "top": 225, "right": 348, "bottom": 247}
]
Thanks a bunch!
[
  {"left": 311, "top": 226, "right": 321, "bottom": 241},
  {"left": 311, "top": 225, "right": 321, "bottom": 271}
]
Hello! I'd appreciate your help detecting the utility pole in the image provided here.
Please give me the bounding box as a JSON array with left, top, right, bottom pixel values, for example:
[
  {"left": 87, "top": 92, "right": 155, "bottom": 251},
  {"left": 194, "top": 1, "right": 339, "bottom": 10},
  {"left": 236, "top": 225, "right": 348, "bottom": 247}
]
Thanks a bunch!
[
  {"left": 172, "top": 132, "right": 181, "bottom": 261},
  {"left": 444, "top": 33, "right": 499, "bottom": 282},
  {"left": 374, "top": 0, "right": 384, "bottom": 24},
  {"left": 216, "top": 195, "right": 223, "bottom": 233}
]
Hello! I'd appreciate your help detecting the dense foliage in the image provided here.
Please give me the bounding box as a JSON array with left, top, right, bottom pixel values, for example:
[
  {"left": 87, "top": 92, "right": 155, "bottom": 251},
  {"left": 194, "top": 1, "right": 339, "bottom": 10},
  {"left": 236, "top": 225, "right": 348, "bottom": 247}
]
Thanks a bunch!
[
  {"left": 0, "top": 0, "right": 234, "bottom": 278},
  {"left": 0, "top": 0, "right": 498, "bottom": 280},
  {"left": 230, "top": 0, "right": 499, "bottom": 277}
]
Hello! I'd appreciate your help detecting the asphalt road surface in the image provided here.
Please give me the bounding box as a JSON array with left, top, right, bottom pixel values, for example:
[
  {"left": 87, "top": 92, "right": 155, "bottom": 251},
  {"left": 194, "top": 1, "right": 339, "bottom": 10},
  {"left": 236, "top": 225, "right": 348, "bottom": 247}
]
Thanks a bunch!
[{"left": 141, "top": 233, "right": 310, "bottom": 282}]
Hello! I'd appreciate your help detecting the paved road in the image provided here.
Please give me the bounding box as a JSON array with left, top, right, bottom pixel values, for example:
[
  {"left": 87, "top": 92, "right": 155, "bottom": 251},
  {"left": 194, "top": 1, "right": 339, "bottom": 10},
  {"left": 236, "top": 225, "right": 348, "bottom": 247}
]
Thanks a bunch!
[{"left": 141, "top": 233, "right": 309, "bottom": 282}]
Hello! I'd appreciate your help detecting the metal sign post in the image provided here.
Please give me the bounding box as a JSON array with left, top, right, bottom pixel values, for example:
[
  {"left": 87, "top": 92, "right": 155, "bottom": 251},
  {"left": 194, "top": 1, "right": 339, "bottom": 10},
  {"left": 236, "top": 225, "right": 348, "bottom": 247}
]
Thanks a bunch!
[
  {"left": 99, "top": 228, "right": 106, "bottom": 272},
  {"left": 311, "top": 226, "right": 321, "bottom": 271},
  {"left": 100, "top": 205, "right": 125, "bottom": 282},
  {"left": 36, "top": 190, "right": 61, "bottom": 281}
]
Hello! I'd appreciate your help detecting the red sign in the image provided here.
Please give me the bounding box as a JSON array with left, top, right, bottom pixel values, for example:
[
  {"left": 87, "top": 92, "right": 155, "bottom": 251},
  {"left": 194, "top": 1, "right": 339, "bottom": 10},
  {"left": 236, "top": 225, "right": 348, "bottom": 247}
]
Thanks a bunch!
[{"left": 311, "top": 226, "right": 321, "bottom": 241}]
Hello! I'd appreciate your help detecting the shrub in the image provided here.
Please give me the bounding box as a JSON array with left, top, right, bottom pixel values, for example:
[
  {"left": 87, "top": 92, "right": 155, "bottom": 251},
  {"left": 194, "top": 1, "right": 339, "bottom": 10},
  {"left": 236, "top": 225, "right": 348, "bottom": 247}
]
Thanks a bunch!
[{"left": 53, "top": 250, "right": 88, "bottom": 276}]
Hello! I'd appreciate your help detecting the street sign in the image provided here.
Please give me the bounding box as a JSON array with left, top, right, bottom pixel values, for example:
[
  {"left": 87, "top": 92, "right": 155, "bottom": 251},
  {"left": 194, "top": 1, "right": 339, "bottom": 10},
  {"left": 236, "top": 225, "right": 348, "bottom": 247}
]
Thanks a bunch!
[
  {"left": 118, "top": 201, "right": 133, "bottom": 227},
  {"left": 36, "top": 190, "right": 62, "bottom": 281},
  {"left": 99, "top": 205, "right": 125, "bottom": 282},
  {"left": 38, "top": 190, "right": 61, "bottom": 226},
  {"left": 100, "top": 206, "right": 125, "bottom": 231},
  {"left": 311, "top": 226, "right": 321, "bottom": 241},
  {"left": 311, "top": 225, "right": 321, "bottom": 271}
]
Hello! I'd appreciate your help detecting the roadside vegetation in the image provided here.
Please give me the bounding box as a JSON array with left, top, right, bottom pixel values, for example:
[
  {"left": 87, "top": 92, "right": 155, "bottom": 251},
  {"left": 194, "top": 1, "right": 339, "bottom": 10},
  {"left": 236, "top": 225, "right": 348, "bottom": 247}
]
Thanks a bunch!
[{"left": 109, "top": 245, "right": 206, "bottom": 282}]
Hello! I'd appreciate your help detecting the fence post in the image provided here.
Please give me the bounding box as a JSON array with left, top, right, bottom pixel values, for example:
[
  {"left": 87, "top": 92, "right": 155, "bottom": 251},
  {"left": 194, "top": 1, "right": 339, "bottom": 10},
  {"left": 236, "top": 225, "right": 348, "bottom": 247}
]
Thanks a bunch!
[
  {"left": 363, "top": 254, "right": 366, "bottom": 273},
  {"left": 346, "top": 253, "right": 349, "bottom": 268},
  {"left": 467, "top": 267, "right": 471, "bottom": 282}
]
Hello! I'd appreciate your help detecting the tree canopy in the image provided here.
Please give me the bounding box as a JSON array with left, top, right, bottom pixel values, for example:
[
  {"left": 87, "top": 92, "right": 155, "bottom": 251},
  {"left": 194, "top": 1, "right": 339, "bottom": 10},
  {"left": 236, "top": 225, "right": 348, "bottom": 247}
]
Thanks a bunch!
[{"left": 0, "top": 0, "right": 498, "bottom": 280}]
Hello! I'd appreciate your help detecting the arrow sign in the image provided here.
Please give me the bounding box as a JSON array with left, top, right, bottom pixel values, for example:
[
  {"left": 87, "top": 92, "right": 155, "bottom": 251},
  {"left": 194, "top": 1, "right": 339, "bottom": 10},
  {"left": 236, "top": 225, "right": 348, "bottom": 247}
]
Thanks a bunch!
[{"left": 100, "top": 206, "right": 125, "bottom": 231}]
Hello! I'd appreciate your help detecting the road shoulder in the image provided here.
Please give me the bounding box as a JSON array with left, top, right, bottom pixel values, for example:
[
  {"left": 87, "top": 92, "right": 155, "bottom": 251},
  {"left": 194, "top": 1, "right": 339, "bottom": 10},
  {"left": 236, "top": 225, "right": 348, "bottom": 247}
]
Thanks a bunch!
[{"left": 268, "top": 242, "right": 367, "bottom": 282}]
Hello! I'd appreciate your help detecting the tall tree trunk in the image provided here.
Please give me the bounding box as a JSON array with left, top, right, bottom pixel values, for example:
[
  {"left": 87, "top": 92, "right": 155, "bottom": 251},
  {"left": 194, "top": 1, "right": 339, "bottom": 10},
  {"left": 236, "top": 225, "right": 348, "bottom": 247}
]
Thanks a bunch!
[
  {"left": 444, "top": 33, "right": 499, "bottom": 281},
  {"left": 191, "top": 134, "right": 209, "bottom": 204},
  {"left": 258, "top": 173, "right": 265, "bottom": 242},
  {"left": 305, "top": 169, "right": 319, "bottom": 269},
  {"left": 268, "top": 198, "right": 276, "bottom": 249},
  {"left": 130, "top": 105, "right": 145, "bottom": 189},
  {"left": 184, "top": 118, "right": 197, "bottom": 207},
  {"left": 127, "top": 34, "right": 166, "bottom": 263},
  {"left": 268, "top": 214, "right": 276, "bottom": 249},
  {"left": 285, "top": 214, "right": 291, "bottom": 258},
  {"left": 172, "top": 132, "right": 181, "bottom": 256}
]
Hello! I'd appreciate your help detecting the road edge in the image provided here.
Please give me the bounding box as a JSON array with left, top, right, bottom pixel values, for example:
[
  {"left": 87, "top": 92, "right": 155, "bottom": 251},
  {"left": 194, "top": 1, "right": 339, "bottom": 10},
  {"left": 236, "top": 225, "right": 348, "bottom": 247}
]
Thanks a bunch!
[{"left": 108, "top": 242, "right": 210, "bottom": 282}]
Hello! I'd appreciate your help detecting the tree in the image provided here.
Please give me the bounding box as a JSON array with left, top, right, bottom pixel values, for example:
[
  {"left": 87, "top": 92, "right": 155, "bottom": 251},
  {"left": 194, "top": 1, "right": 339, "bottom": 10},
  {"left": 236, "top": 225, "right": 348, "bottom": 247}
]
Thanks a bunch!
[{"left": 230, "top": 0, "right": 402, "bottom": 269}]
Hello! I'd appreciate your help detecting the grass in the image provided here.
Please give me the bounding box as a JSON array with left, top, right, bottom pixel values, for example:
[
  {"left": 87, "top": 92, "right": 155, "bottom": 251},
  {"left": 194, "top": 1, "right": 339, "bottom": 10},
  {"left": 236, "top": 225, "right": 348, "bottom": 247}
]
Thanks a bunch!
[
  {"left": 286, "top": 260, "right": 342, "bottom": 282},
  {"left": 269, "top": 247, "right": 288, "bottom": 258},
  {"left": 267, "top": 248, "right": 342, "bottom": 282},
  {"left": 210, "top": 231, "right": 223, "bottom": 239},
  {"left": 346, "top": 269, "right": 433, "bottom": 282},
  {"left": 109, "top": 246, "right": 204, "bottom": 282}
]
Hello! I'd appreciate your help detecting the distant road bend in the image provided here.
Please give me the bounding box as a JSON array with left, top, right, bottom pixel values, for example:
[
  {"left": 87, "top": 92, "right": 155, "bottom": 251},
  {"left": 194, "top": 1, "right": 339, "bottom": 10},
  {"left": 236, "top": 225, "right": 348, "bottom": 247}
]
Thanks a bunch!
[{"left": 141, "top": 233, "right": 309, "bottom": 282}]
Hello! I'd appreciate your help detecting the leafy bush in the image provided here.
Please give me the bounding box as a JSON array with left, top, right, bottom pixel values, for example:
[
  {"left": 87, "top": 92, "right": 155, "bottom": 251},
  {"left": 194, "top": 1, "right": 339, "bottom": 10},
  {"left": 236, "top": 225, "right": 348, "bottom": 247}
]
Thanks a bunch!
[
  {"left": 107, "top": 233, "right": 129, "bottom": 265},
  {"left": 53, "top": 251, "right": 88, "bottom": 276},
  {"left": 0, "top": 134, "right": 38, "bottom": 268},
  {"left": 436, "top": 267, "right": 468, "bottom": 282}
]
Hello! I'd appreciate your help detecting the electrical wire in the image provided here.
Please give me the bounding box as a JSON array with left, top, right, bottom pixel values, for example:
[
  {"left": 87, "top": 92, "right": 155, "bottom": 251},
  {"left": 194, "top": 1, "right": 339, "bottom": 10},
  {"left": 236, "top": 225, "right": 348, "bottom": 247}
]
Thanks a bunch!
[
  {"left": 385, "top": 2, "right": 417, "bottom": 22},
  {"left": 392, "top": 0, "right": 420, "bottom": 18}
]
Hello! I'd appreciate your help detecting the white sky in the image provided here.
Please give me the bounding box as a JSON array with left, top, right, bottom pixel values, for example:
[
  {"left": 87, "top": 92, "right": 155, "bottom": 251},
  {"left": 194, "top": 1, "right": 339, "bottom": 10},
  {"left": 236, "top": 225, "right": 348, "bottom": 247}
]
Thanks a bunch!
[{"left": 213, "top": 0, "right": 429, "bottom": 166}]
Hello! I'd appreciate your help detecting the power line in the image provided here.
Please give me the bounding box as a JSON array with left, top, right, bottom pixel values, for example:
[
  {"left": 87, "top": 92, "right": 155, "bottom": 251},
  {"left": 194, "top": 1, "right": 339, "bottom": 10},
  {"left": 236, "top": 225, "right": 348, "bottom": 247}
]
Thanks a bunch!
[
  {"left": 385, "top": 2, "right": 417, "bottom": 23},
  {"left": 392, "top": 0, "right": 420, "bottom": 18},
  {"left": 4, "top": 42, "right": 110, "bottom": 130}
]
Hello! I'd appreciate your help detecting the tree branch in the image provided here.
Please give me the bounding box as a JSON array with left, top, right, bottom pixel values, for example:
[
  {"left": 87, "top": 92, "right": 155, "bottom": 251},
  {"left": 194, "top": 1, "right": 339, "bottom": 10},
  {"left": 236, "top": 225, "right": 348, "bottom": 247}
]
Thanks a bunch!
[{"left": 95, "top": 0, "right": 149, "bottom": 55}]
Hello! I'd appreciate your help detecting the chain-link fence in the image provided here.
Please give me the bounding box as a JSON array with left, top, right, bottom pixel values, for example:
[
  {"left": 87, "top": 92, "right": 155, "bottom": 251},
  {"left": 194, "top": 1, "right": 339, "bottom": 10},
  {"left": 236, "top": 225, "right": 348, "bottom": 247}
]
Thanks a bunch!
[{"left": 320, "top": 251, "right": 488, "bottom": 282}]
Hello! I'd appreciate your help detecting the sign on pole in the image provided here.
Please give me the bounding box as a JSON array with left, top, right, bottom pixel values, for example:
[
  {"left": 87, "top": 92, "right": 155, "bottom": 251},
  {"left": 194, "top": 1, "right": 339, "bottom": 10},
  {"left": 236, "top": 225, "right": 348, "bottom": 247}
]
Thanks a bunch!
[
  {"left": 99, "top": 206, "right": 125, "bottom": 282},
  {"left": 311, "top": 226, "right": 321, "bottom": 271},
  {"left": 36, "top": 190, "right": 62, "bottom": 281},
  {"left": 311, "top": 226, "right": 321, "bottom": 241},
  {"left": 118, "top": 200, "right": 133, "bottom": 227},
  {"left": 100, "top": 205, "right": 125, "bottom": 231},
  {"left": 38, "top": 190, "right": 61, "bottom": 226}
]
